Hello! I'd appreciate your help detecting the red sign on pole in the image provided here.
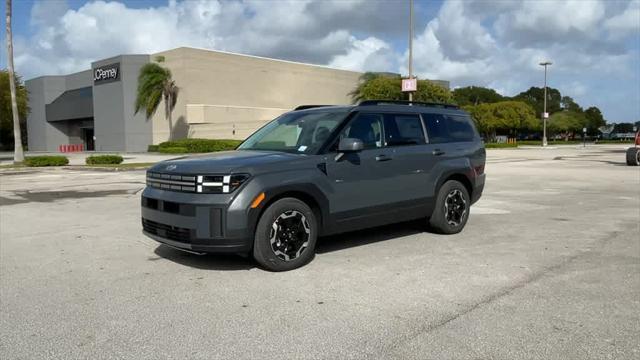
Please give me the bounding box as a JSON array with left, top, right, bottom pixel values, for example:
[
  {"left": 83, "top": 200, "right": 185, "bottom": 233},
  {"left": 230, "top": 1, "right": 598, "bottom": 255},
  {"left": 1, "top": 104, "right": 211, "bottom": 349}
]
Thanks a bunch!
[{"left": 402, "top": 78, "right": 417, "bottom": 92}]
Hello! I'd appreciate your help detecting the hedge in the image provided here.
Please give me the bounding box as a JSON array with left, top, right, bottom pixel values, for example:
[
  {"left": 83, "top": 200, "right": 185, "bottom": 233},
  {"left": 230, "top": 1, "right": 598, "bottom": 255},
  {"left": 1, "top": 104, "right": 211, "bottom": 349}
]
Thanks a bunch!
[
  {"left": 156, "top": 139, "right": 242, "bottom": 153},
  {"left": 86, "top": 155, "right": 123, "bottom": 165},
  {"left": 158, "top": 147, "right": 189, "bottom": 154},
  {"left": 147, "top": 144, "right": 159, "bottom": 152},
  {"left": 484, "top": 143, "right": 518, "bottom": 149},
  {"left": 24, "top": 155, "right": 69, "bottom": 167}
]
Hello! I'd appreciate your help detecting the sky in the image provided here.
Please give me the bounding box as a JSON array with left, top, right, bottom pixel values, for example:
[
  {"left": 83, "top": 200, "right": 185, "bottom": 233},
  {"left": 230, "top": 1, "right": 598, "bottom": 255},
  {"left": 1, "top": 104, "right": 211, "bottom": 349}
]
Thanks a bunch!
[{"left": 1, "top": 0, "right": 639, "bottom": 122}]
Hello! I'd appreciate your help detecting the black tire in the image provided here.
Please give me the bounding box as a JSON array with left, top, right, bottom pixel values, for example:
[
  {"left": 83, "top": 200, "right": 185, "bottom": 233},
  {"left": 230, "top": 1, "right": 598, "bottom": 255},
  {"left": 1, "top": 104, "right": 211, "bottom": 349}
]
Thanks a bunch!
[
  {"left": 429, "top": 180, "right": 470, "bottom": 234},
  {"left": 253, "top": 198, "right": 317, "bottom": 271},
  {"left": 626, "top": 147, "right": 640, "bottom": 166}
]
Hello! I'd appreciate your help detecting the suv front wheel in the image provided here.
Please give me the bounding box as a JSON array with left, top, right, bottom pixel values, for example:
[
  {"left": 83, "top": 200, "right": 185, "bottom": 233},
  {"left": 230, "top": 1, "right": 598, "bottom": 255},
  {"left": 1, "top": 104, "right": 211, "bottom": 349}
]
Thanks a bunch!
[
  {"left": 253, "top": 198, "right": 318, "bottom": 271},
  {"left": 429, "top": 180, "right": 470, "bottom": 234}
]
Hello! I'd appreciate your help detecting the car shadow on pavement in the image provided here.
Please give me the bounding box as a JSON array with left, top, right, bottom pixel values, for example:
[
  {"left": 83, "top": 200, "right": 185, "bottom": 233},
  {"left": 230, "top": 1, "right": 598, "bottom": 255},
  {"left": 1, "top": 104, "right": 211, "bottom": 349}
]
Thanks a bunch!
[
  {"left": 152, "top": 220, "right": 426, "bottom": 270},
  {"left": 153, "top": 244, "right": 255, "bottom": 271},
  {"left": 315, "top": 220, "right": 425, "bottom": 254}
]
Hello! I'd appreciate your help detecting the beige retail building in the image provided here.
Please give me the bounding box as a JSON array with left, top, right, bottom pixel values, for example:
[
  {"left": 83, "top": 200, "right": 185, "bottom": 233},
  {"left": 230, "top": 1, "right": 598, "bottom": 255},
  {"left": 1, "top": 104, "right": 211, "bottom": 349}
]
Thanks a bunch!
[{"left": 25, "top": 46, "right": 448, "bottom": 152}]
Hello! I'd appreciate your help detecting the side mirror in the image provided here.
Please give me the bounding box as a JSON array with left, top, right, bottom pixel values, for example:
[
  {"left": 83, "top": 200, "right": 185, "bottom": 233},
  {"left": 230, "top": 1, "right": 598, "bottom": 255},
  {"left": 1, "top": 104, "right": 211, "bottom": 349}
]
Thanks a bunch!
[
  {"left": 338, "top": 138, "right": 364, "bottom": 152},
  {"left": 335, "top": 138, "right": 363, "bottom": 161}
]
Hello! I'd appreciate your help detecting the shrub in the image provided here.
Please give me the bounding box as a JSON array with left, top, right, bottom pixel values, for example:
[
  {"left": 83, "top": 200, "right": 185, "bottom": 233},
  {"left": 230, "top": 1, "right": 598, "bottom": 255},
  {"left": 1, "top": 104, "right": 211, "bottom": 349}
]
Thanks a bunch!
[
  {"left": 158, "top": 147, "right": 189, "bottom": 154},
  {"left": 484, "top": 142, "right": 517, "bottom": 149},
  {"left": 24, "top": 155, "right": 69, "bottom": 167},
  {"left": 147, "top": 144, "right": 159, "bottom": 152},
  {"left": 157, "top": 138, "right": 242, "bottom": 153},
  {"left": 86, "top": 155, "right": 123, "bottom": 165}
]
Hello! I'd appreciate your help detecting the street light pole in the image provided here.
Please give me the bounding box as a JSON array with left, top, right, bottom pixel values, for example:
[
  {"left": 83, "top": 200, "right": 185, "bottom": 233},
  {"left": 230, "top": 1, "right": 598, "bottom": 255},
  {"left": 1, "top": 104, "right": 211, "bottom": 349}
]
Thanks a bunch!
[
  {"left": 408, "top": 0, "right": 414, "bottom": 102},
  {"left": 539, "top": 61, "right": 552, "bottom": 147}
]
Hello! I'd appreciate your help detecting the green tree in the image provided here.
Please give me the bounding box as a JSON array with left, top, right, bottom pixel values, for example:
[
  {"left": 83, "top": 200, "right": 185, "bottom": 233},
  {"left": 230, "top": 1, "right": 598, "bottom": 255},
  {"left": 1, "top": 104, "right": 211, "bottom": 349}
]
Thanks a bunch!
[
  {"left": 134, "top": 56, "right": 179, "bottom": 139},
  {"left": 513, "top": 86, "right": 562, "bottom": 118},
  {"left": 0, "top": 70, "right": 29, "bottom": 150},
  {"left": 452, "top": 86, "right": 504, "bottom": 106},
  {"left": 548, "top": 111, "right": 586, "bottom": 140},
  {"left": 584, "top": 106, "right": 606, "bottom": 135},
  {"left": 561, "top": 96, "right": 583, "bottom": 113},
  {"left": 350, "top": 72, "right": 453, "bottom": 104},
  {"left": 464, "top": 101, "right": 537, "bottom": 140}
]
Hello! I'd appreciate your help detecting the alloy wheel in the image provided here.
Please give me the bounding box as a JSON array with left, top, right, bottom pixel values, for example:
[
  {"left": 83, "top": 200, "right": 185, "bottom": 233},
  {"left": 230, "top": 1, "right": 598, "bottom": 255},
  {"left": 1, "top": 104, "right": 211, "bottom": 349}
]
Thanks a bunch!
[
  {"left": 269, "top": 210, "right": 311, "bottom": 261},
  {"left": 444, "top": 189, "right": 467, "bottom": 226}
]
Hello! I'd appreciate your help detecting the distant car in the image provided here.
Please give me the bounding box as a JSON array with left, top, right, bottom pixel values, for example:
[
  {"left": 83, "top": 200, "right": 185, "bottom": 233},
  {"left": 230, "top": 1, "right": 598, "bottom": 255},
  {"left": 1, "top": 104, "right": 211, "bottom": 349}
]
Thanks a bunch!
[
  {"left": 141, "top": 100, "right": 486, "bottom": 271},
  {"left": 626, "top": 131, "right": 640, "bottom": 166}
]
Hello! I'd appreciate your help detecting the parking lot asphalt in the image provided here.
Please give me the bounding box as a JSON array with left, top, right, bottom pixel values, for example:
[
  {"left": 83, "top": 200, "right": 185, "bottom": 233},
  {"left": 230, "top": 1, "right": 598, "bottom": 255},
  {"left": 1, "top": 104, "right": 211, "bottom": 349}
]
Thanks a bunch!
[{"left": 1, "top": 145, "right": 639, "bottom": 359}]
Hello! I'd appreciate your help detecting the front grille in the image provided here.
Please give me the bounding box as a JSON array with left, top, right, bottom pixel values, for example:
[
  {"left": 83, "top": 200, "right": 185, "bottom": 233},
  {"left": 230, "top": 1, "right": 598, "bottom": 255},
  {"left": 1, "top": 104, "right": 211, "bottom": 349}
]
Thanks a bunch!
[
  {"left": 146, "top": 172, "right": 197, "bottom": 192},
  {"left": 146, "top": 172, "right": 230, "bottom": 194},
  {"left": 142, "top": 218, "right": 192, "bottom": 243}
]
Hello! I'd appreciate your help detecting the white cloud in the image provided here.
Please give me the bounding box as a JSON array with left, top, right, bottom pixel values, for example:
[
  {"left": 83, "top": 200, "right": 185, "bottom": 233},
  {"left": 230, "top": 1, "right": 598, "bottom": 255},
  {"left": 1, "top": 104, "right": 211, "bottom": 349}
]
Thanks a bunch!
[
  {"left": 495, "top": 0, "right": 607, "bottom": 47},
  {"left": 604, "top": 0, "right": 640, "bottom": 38},
  {"left": 328, "top": 37, "right": 397, "bottom": 72},
  {"left": 10, "top": 0, "right": 640, "bottom": 121},
  {"left": 429, "top": 1, "right": 497, "bottom": 61},
  {"left": 14, "top": 0, "right": 393, "bottom": 78}
]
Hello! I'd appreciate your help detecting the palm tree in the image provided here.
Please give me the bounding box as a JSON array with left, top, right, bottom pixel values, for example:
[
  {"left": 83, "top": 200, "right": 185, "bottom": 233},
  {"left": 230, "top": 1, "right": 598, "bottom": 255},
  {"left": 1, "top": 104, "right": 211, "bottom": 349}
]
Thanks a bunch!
[
  {"left": 5, "top": 0, "right": 24, "bottom": 163},
  {"left": 134, "top": 56, "right": 179, "bottom": 140}
]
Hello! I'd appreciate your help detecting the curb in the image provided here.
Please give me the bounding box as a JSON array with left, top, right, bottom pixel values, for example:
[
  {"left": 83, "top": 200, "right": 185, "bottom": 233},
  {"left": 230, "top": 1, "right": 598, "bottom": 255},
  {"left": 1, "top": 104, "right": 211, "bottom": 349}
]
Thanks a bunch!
[{"left": 62, "top": 165, "right": 151, "bottom": 172}]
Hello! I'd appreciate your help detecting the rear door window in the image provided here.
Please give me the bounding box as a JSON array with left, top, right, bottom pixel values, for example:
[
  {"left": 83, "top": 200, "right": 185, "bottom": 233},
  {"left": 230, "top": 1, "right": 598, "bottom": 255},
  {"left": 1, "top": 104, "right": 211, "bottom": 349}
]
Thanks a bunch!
[
  {"left": 422, "top": 113, "right": 477, "bottom": 143},
  {"left": 383, "top": 114, "right": 425, "bottom": 146},
  {"left": 445, "top": 115, "right": 477, "bottom": 142},
  {"left": 422, "top": 113, "right": 449, "bottom": 144}
]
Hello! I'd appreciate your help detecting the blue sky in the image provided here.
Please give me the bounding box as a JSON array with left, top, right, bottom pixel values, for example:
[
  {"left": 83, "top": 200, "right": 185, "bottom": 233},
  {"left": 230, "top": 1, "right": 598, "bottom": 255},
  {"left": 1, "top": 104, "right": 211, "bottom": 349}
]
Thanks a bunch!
[{"left": 2, "top": 0, "right": 639, "bottom": 122}]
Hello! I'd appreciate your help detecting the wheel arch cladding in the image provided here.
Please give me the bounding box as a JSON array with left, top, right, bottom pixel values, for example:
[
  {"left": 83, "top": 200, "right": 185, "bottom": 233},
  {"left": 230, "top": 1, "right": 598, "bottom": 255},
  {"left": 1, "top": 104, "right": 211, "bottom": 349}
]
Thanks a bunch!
[
  {"left": 440, "top": 173, "right": 473, "bottom": 199},
  {"left": 255, "top": 185, "right": 328, "bottom": 234}
]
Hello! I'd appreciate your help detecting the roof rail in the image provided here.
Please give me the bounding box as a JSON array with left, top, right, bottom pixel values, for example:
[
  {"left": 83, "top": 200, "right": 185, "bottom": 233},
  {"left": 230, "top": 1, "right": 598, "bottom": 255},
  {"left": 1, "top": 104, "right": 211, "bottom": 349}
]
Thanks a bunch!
[
  {"left": 293, "top": 105, "right": 332, "bottom": 111},
  {"left": 358, "top": 100, "right": 459, "bottom": 109}
]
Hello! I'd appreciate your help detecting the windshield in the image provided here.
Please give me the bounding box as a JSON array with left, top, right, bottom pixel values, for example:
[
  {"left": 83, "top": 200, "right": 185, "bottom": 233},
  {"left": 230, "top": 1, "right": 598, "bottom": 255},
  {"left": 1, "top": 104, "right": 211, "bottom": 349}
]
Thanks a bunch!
[{"left": 238, "top": 110, "right": 348, "bottom": 154}]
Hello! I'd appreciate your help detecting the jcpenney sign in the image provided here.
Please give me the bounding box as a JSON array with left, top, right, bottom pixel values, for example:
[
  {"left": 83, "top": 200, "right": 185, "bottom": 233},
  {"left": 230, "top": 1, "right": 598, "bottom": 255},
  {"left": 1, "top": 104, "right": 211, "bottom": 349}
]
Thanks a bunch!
[{"left": 93, "top": 63, "right": 120, "bottom": 84}]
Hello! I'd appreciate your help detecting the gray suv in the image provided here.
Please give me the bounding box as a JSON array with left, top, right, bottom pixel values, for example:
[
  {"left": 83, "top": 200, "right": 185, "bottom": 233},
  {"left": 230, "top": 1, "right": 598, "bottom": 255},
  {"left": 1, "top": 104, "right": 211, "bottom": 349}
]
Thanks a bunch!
[{"left": 141, "top": 101, "right": 486, "bottom": 271}]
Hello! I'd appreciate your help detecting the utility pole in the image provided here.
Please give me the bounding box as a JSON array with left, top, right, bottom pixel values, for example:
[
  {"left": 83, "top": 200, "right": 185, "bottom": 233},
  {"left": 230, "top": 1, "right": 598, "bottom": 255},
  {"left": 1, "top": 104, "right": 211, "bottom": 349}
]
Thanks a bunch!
[
  {"left": 539, "top": 61, "right": 552, "bottom": 147},
  {"left": 408, "top": 0, "right": 414, "bottom": 102}
]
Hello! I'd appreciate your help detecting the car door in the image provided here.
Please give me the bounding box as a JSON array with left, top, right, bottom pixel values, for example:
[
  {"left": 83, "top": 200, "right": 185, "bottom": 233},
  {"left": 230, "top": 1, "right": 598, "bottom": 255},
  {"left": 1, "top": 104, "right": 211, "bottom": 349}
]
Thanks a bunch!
[
  {"left": 324, "top": 112, "right": 396, "bottom": 219},
  {"left": 381, "top": 112, "right": 436, "bottom": 205}
]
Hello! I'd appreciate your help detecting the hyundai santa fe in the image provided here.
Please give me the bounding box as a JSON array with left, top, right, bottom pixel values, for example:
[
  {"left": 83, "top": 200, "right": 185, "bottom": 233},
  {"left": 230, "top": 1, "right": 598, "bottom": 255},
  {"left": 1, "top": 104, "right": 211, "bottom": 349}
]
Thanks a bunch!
[{"left": 141, "top": 100, "right": 486, "bottom": 271}]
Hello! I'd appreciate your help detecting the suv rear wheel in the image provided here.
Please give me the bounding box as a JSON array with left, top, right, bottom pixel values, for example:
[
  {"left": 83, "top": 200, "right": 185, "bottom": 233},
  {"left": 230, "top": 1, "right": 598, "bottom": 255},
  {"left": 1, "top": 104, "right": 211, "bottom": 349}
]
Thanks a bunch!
[
  {"left": 626, "top": 147, "right": 640, "bottom": 166},
  {"left": 429, "top": 180, "right": 470, "bottom": 234},
  {"left": 253, "top": 198, "right": 317, "bottom": 271}
]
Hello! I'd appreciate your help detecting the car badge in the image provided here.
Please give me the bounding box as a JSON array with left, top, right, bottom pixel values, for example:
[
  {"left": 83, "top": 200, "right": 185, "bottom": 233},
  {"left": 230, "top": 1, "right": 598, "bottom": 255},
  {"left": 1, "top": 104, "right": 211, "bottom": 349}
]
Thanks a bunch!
[{"left": 166, "top": 164, "right": 177, "bottom": 171}]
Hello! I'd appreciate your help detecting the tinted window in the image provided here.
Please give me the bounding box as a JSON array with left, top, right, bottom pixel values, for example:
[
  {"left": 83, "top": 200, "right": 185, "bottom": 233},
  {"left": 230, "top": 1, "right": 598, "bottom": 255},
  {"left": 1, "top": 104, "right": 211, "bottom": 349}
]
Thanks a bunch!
[
  {"left": 446, "top": 115, "right": 476, "bottom": 142},
  {"left": 423, "top": 113, "right": 449, "bottom": 144},
  {"left": 383, "top": 114, "right": 425, "bottom": 146},
  {"left": 423, "top": 113, "right": 477, "bottom": 143},
  {"left": 339, "top": 113, "right": 383, "bottom": 149}
]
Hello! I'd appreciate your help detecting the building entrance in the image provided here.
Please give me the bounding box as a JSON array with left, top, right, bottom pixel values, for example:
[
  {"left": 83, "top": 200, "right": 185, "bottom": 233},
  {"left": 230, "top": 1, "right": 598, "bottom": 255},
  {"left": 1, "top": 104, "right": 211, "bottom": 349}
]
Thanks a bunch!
[{"left": 83, "top": 128, "right": 95, "bottom": 151}]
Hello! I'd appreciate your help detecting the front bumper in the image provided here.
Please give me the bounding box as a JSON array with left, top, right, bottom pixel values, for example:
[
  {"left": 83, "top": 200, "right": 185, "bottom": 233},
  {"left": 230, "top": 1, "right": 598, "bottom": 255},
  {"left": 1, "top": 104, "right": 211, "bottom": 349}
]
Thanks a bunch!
[{"left": 140, "top": 186, "right": 256, "bottom": 253}]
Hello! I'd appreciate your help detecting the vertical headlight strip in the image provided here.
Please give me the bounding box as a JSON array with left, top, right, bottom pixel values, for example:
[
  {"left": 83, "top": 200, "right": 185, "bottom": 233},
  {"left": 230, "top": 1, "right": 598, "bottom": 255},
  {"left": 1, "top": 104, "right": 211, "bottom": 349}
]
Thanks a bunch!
[{"left": 196, "top": 175, "right": 235, "bottom": 193}]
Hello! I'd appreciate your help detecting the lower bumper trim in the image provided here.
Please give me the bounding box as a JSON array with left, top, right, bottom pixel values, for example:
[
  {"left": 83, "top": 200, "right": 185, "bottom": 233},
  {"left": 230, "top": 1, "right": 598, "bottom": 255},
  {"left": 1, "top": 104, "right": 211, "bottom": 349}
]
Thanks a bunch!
[{"left": 142, "top": 231, "right": 252, "bottom": 254}]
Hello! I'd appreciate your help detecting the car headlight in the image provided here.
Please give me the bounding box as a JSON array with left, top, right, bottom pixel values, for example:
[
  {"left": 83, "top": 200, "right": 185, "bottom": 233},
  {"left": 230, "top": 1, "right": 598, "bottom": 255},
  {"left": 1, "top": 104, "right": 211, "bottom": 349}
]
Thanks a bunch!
[{"left": 196, "top": 174, "right": 250, "bottom": 193}]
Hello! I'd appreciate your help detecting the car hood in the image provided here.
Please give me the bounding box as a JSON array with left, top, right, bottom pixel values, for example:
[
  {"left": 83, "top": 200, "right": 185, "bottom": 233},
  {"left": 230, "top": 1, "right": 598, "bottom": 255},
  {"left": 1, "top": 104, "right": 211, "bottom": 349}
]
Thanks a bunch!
[{"left": 149, "top": 150, "right": 305, "bottom": 174}]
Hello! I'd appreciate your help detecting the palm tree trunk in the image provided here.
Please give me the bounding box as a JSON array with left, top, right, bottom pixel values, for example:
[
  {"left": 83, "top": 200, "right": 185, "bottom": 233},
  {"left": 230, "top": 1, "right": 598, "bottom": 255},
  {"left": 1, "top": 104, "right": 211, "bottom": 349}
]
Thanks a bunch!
[
  {"left": 166, "top": 93, "right": 173, "bottom": 140},
  {"left": 6, "top": 0, "right": 24, "bottom": 163}
]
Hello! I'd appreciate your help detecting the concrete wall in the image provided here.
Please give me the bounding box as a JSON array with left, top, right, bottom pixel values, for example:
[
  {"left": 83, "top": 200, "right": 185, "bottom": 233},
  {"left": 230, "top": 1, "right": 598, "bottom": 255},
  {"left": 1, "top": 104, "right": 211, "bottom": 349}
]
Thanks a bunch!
[
  {"left": 26, "top": 46, "right": 450, "bottom": 151},
  {"left": 150, "top": 47, "right": 362, "bottom": 142},
  {"left": 91, "top": 55, "right": 150, "bottom": 152},
  {"left": 26, "top": 70, "right": 92, "bottom": 151}
]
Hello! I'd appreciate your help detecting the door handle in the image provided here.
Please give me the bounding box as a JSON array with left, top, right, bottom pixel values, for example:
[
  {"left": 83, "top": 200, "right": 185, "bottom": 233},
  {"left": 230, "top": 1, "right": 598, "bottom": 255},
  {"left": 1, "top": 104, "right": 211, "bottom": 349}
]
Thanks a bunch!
[
  {"left": 375, "top": 154, "right": 392, "bottom": 162},
  {"left": 432, "top": 149, "right": 445, "bottom": 156}
]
